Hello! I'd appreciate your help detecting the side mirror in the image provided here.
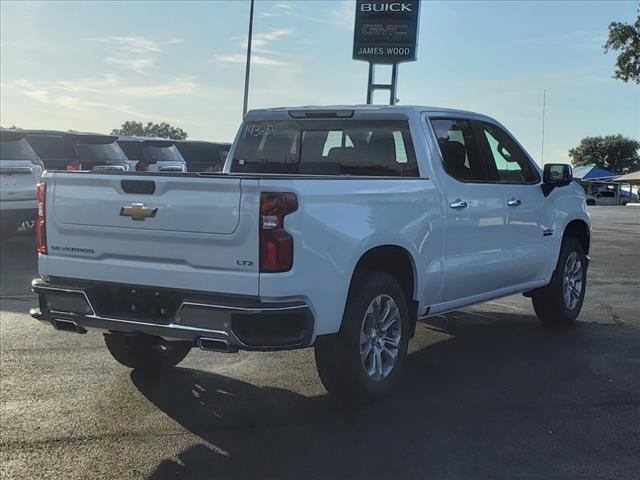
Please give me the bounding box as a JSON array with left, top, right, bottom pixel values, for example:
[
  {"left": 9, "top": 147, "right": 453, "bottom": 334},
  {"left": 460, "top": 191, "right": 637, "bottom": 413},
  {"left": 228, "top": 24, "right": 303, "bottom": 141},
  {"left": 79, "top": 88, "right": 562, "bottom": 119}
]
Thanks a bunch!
[{"left": 542, "top": 163, "right": 572, "bottom": 196}]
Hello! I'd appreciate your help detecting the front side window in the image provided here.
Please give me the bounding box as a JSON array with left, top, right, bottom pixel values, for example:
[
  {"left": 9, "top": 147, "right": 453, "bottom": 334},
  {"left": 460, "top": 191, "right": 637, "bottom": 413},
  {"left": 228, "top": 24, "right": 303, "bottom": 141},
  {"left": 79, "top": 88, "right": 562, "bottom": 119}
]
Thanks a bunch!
[
  {"left": 430, "top": 118, "right": 488, "bottom": 182},
  {"left": 475, "top": 122, "right": 539, "bottom": 183},
  {"left": 232, "top": 119, "right": 418, "bottom": 177}
]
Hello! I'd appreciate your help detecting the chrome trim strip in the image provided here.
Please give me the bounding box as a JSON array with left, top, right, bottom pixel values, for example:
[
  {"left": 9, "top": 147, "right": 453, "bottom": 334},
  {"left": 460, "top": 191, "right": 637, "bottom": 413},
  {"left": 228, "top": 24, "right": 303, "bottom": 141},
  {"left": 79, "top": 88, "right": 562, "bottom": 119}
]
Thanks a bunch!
[
  {"left": 82, "top": 313, "right": 233, "bottom": 336},
  {"left": 179, "top": 301, "right": 308, "bottom": 313}
]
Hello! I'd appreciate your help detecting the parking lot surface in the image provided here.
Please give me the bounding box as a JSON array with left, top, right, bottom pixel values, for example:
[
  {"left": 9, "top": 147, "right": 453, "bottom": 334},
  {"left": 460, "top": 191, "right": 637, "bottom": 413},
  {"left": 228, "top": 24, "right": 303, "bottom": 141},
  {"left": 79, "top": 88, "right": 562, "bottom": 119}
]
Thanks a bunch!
[{"left": 1, "top": 206, "right": 639, "bottom": 480}]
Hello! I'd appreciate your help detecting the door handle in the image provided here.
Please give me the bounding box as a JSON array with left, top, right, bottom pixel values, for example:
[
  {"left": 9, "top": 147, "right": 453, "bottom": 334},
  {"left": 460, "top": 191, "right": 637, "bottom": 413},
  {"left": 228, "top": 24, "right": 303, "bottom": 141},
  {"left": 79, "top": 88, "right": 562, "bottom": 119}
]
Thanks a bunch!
[
  {"left": 449, "top": 199, "right": 468, "bottom": 209},
  {"left": 507, "top": 198, "right": 521, "bottom": 207}
]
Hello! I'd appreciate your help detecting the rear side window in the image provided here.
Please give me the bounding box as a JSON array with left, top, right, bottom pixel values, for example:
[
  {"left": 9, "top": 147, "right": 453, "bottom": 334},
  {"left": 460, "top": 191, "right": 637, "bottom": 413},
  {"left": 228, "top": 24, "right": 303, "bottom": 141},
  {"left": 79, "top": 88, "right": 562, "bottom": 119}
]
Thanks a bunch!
[
  {"left": 430, "top": 118, "right": 487, "bottom": 181},
  {"left": 0, "top": 138, "right": 39, "bottom": 161},
  {"left": 232, "top": 119, "right": 418, "bottom": 176}
]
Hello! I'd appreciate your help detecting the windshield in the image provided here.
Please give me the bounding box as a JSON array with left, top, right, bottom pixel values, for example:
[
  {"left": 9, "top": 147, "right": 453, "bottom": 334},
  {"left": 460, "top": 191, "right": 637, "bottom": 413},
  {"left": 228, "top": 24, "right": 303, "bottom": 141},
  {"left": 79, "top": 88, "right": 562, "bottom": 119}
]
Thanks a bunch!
[
  {"left": 0, "top": 138, "right": 39, "bottom": 161},
  {"left": 231, "top": 119, "right": 418, "bottom": 176}
]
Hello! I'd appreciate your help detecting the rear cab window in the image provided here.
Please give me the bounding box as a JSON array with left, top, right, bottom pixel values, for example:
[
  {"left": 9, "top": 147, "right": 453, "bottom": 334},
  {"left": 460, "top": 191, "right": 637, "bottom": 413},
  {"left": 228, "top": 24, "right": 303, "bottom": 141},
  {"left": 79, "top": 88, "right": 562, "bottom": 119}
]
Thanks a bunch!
[
  {"left": 177, "top": 142, "right": 229, "bottom": 172},
  {"left": 143, "top": 144, "right": 183, "bottom": 163},
  {"left": 231, "top": 119, "right": 418, "bottom": 177},
  {"left": 0, "top": 131, "right": 39, "bottom": 162},
  {"left": 25, "top": 134, "right": 77, "bottom": 170},
  {"left": 119, "top": 140, "right": 183, "bottom": 164}
]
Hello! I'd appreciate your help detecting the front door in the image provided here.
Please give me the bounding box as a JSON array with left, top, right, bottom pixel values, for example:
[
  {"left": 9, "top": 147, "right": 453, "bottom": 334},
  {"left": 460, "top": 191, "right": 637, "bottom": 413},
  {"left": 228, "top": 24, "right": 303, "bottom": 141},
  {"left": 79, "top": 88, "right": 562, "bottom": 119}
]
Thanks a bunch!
[
  {"left": 473, "top": 120, "right": 551, "bottom": 285},
  {"left": 428, "top": 117, "right": 513, "bottom": 302}
]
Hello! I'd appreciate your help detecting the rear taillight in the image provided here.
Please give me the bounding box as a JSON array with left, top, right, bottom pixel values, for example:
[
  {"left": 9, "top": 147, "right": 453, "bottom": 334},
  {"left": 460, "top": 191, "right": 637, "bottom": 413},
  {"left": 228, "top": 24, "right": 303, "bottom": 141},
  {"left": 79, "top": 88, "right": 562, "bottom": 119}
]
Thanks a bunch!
[
  {"left": 35, "top": 183, "right": 46, "bottom": 254},
  {"left": 135, "top": 162, "right": 149, "bottom": 172},
  {"left": 259, "top": 192, "right": 298, "bottom": 272},
  {"left": 66, "top": 161, "right": 80, "bottom": 171}
]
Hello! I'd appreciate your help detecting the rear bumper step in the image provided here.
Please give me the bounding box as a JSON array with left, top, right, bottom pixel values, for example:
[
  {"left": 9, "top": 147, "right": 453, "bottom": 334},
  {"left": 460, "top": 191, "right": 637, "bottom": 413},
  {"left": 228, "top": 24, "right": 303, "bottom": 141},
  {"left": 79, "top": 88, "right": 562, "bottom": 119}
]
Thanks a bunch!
[{"left": 31, "top": 278, "right": 314, "bottom": 351}]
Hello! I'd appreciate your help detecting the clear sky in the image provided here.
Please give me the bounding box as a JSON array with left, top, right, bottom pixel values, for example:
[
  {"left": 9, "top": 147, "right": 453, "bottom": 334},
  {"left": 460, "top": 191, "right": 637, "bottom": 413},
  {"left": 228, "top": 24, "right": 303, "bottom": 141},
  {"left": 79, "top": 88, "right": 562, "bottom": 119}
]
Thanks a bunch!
[{"left": 1, "top": 0, "right": 638, "bottom": 164}]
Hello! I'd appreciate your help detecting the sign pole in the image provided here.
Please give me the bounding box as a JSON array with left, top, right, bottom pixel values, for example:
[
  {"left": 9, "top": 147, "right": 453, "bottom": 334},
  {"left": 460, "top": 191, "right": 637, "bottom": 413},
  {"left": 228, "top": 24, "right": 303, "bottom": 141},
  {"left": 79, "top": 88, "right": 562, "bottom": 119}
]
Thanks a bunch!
[
  {"left": 366, "top": 62, "right": 399, "bottom": 105},
  {"left": 242, "top": 0, "right": 255, "bottom": 119},
  {"left": 390, "top": 63, "right": 398, "bottom": 105},
  {"left": 366, "top": 63, "right": 374, "bottom": 104},
  {"left": 354, "top": 0, "right": 421, "bottom": 105}
]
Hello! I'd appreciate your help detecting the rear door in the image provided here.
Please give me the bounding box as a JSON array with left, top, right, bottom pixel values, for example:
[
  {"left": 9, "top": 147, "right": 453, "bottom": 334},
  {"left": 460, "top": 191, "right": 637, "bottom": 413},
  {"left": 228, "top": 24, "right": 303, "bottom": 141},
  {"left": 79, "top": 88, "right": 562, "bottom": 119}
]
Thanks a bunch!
[{"left": 42, "top": 173, "right": 260, "bottom": 295}]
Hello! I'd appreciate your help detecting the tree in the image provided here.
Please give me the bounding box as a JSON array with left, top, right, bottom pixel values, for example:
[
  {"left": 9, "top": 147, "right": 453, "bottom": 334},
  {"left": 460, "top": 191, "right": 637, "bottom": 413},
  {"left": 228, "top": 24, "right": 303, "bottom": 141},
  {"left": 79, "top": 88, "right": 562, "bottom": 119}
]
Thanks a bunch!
[
  {"left": 111, "top": 121, "right": 188, "bottom": 140},
  {"left": 569, "top": 135, "right": 640, "bottom": 174},
  {"left": 603, "top": 12, "right": 640, "bottom": 84}
]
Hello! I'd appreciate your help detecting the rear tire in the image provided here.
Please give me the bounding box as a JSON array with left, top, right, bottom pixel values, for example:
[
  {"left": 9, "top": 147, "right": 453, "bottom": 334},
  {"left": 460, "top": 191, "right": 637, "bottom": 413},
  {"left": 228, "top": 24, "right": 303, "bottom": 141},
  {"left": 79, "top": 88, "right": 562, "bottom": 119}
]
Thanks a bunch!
[
  {"left": 104, "top": 333, "right": 191, "bottom": 371},
  {"left": 314, "top": 272, "right": 410, "bottom": 401},
  {"left": 532, "top": 236, "right": 587, "bottom": 326}
]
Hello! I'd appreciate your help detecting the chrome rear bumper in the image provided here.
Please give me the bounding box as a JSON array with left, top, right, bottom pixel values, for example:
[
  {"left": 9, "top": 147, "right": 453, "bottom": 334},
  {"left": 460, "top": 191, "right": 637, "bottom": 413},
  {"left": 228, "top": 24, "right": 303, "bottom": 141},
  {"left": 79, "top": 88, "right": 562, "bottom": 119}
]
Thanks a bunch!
[{"left": 31, "top": 278, "right": 314, "bottom": 351}]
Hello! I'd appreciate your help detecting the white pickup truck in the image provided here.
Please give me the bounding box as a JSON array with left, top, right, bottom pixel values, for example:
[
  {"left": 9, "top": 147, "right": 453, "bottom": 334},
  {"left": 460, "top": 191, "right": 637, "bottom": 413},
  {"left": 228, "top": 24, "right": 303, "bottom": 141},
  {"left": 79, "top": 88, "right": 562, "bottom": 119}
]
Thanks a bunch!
[{"left": 31, "top": 106, "right": 591, "bottom": 399}]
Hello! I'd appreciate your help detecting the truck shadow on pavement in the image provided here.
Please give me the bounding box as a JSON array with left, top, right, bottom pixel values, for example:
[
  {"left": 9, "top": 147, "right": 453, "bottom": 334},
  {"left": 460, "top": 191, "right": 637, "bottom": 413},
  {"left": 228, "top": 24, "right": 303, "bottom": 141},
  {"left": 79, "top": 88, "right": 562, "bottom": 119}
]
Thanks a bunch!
[{"left": 132, "top": 313, "right": 640, "bottom": 480}]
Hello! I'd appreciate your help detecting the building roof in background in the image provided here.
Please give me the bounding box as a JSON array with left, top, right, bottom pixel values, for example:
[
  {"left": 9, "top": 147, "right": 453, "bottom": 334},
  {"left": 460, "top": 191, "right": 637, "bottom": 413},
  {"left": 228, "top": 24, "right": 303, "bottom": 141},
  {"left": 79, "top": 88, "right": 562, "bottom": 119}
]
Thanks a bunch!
[
  {"left": 573, "top": 165, "right": 618, "bottom": 181},
  {"left": 616, "top": 170, "right": 640, "bottom": 183}
]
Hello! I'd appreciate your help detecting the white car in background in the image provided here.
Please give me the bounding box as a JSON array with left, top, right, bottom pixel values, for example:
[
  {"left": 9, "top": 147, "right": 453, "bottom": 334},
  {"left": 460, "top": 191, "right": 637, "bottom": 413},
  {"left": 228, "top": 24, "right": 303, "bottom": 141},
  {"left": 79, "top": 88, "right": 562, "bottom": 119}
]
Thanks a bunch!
[
  {"left": 585, "top": 190, "right": 627, "bottom": 206},
  {"left": 117, "top": 136, "right": 186, "bottom": 173},
  {"left": 0, "top": 129, "right": 43, "bottom": 239}
]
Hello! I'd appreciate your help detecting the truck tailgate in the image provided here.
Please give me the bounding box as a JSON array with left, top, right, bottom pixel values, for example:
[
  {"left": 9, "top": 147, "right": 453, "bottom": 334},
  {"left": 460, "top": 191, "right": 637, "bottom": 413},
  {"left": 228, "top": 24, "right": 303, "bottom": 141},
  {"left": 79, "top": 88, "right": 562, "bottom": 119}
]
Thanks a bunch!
[{"left": 41, "top": 173, "right": 260, "bottom": 296}]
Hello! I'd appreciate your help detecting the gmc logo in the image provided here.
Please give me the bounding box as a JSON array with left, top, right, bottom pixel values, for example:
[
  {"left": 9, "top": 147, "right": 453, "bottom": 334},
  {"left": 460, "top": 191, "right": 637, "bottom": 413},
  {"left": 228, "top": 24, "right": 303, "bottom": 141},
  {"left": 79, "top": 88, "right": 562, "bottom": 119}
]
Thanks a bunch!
[{"left": 360, "top": 2, "right": 412, "bottom": 12}]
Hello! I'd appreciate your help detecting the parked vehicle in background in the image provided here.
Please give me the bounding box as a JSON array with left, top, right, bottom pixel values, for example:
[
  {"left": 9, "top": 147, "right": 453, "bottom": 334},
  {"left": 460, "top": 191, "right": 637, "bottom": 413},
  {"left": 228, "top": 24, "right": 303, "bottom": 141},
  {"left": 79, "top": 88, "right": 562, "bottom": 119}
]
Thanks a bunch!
[
  {"left": 26, "top": 131, "right": 130, "bottom": 171},
  {"left": 586, "top": 190, "right": 617, "bottom": 206},
  {"left": 176, "top": 140, "right": 230, "bottom": 173},
  {"left": 0, "top": 129, "right": 43, "bottom": 238},
  {"left": 117, "top": 136, "right": 186, "bottom": 172},
  {"left": 585, "top": 189, "right": 637, "bottom": 206},
  {"left": 25, "top": 131, "right": 77, "bottom": 171},
  {"left": 31, "top": 106, "right": 591, "bottom": 401}
]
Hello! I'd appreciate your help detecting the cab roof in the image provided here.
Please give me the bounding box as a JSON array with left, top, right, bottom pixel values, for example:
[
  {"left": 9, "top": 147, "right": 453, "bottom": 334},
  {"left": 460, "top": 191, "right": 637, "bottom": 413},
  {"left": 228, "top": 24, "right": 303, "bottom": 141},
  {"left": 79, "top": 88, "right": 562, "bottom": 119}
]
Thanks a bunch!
[{"left": 245, "top": 104, "right": 495, "bottom": 122}]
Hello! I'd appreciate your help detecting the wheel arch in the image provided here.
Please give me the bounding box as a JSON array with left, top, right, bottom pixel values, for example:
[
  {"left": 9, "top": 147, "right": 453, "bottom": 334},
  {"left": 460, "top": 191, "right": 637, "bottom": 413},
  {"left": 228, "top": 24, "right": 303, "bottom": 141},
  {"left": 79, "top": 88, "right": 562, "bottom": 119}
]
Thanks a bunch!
[
  {"left": 563, "top": 219, "right": 590, "bottom": 255},
  {"left": 347, "top": 245, "right": 419, "bottom": 337}
]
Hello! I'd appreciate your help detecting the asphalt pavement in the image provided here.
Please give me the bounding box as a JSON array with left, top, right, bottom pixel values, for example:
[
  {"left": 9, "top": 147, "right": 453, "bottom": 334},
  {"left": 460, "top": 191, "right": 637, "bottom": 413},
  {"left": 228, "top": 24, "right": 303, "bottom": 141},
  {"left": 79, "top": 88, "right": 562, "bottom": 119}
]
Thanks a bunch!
[{"left": 1, "top": 206, "right": 639, "bottom": 480}]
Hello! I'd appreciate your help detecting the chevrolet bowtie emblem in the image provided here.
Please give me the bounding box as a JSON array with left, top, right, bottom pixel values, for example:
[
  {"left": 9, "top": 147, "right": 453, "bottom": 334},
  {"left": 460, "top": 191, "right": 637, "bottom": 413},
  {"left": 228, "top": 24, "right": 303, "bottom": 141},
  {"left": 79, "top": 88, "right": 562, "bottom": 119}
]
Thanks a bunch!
[{"left": 120, "top": 203, "right": 157, "bottom": 221}]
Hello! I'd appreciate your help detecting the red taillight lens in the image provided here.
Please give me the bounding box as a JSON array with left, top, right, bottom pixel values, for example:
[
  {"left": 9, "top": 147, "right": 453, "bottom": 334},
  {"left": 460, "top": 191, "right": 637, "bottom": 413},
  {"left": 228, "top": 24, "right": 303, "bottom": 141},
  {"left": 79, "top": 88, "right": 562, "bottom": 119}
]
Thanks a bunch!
[
  {"left": 35, "top": 183, "right": 46, "bottom": 254},
  {"left": 66, "top": 161, "right": 80, "bottom": 171},
  {"left": 259, "top": 192, "right": 298, "bottom": 272},
  {"left": 135, "top": 162, "right": 149, "bottom": 172}
]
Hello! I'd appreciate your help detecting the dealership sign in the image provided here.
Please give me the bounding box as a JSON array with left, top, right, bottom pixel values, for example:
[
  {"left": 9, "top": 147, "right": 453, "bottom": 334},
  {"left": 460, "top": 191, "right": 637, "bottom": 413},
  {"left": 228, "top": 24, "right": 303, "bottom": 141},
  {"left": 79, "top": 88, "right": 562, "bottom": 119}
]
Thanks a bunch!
[{"left": 353, "top": 0, "right": 421, "bottom": 64}]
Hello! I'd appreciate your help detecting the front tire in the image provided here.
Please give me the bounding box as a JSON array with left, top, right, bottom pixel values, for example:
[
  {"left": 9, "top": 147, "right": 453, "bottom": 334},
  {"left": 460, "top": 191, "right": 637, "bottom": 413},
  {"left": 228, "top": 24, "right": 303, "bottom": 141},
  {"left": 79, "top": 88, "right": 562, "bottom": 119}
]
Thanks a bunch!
[
  {"left": 104, "top": 333, "right": 191, "bottom": 371},
  {"left": 532, "top": 236, "right": 587, "bottom": 326},
  {"left": 314, "top": 272, "right": 410, "bottom": 400}
]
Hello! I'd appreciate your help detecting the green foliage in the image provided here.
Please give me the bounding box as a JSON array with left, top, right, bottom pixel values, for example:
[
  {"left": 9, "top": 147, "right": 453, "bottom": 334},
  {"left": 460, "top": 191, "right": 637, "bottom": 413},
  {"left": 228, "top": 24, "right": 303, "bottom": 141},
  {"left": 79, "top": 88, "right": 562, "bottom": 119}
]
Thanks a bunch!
[
  {"left": 111, "top": 121, "right": 188, "bottom": 140},
  {"left": 603, "top": 13, "right": 640, "bottom": 84},
  {"left": 569, "top": 135, "right": 640, "bottom": 174}
]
